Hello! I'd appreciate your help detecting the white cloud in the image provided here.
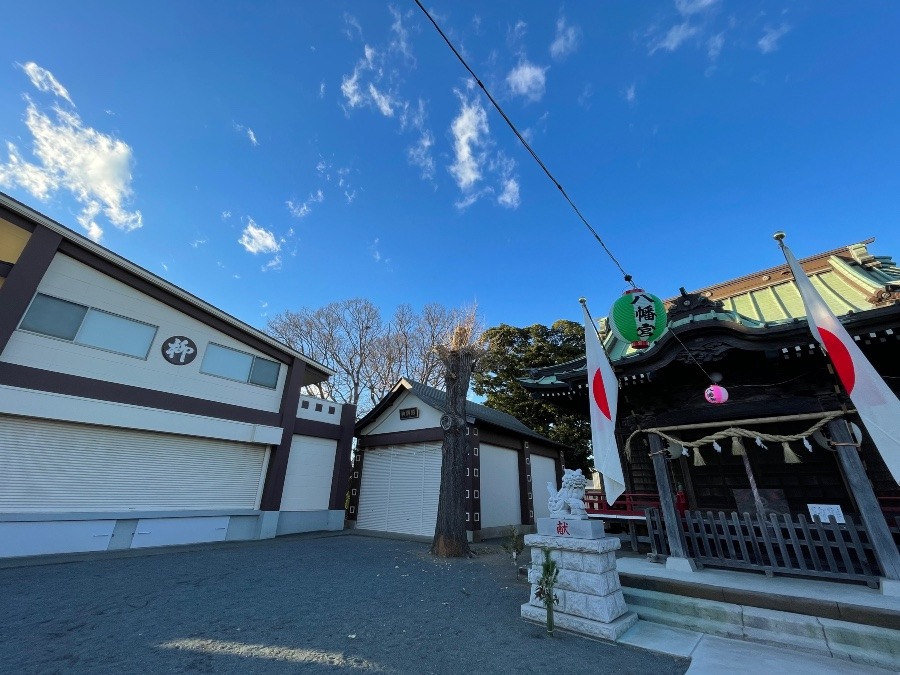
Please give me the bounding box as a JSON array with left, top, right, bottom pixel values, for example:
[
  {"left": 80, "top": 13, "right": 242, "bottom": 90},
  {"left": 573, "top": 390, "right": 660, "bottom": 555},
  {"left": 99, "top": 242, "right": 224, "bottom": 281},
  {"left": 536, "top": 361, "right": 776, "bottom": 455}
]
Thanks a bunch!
[
  {"left": 190, "top": 238, "right": 207, "bottom": 248},
  {"left": 675, "top": 0, "right": 719, "bottom": 16},
  {"left": 343, "top": 13, "right": 363, "bottom": 40},
  {"left": 261, "top": 255, "right": 282, "bottom": 272},
  {"left": 221, "top": 210, "right": 232, "bottom": 220},
  {"left": 408, "top": 130, "right": 435, "bottom": 180},
  {"left": 506, "top": 61, "right": 548, "bottom": 102},
  {"left": 649, "top": 22, "right": 700, "bottom": 54},
  {"left": 550, "top": 17, "right": 580, "bottom": 60},
  {"left": 286, "top": 189, "right": 324, "bottom": 218},
  {"left": 161, "top": 262, "right": 169, "bottom": 272},
  {"left": 389, "top": 6, "right": 414, "bottom": 63},
  {"left": 0, "top": 86, "right": 142, "bottom": 241},
  {"left": 449, "top": 96, "right": 489, "bottom": 190},
  {"left": 341, "top": 68, "right": 364, "bottom": 108},
  {"left": 625, "top": 83, "right": 636, "bottom": 104},
  {"left": 20, "top": 62, "right": 74, "bottom": 106},
  {"left": 708, "top": 32, "right": 725, "bottom": 60},
  {"left": 247, "top": 128, "right": 258, "bottom": 146},
  {"left": 758, "top": 24, "right": 790, "bottom": 54},
  {"left": 368, "top": 83, "right": 395, "bottom": 117},
  {"left": 578, "top": 83, "right": 593, "bottom": 109},
  {"left": 239, "top": 219, "right": 281, "bottom": 254},
  {"left": 319, "top": 82, "right": 326, "bottom": 98},
  {"left": 497, "top": 178, "right": 520, "bottom": 209}
]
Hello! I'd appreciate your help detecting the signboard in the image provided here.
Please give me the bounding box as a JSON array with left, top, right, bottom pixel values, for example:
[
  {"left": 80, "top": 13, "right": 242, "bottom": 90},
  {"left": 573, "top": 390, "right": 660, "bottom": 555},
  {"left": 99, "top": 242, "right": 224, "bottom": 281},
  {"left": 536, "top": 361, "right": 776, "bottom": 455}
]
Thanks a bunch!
[
  {"left": 161, "top": 336, "right": 197, "bottom": 365},
  {"left": 807, "top": 504, "right": 845, "bottom": 524},
  {"left": 399, "top": 407, "right": 419, "bottom": 420}
]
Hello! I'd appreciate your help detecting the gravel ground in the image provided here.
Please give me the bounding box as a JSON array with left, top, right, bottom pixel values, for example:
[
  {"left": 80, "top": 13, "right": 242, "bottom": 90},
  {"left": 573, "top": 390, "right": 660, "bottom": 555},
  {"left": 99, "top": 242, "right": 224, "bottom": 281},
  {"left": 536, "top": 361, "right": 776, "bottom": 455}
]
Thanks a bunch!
[{"left": 0, "top": 532, "right": 689, "bottom": 674}]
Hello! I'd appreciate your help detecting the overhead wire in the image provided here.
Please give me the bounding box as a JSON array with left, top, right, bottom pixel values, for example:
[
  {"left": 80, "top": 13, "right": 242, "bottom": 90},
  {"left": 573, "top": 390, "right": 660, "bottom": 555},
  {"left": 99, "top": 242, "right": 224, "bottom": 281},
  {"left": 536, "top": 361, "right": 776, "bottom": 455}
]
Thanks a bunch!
[
  {"left": 412, "top": 0, "right": 634, "bottom": 288},
  {"left": 415, "top": 0, "right": 720, "bottom": 383}
]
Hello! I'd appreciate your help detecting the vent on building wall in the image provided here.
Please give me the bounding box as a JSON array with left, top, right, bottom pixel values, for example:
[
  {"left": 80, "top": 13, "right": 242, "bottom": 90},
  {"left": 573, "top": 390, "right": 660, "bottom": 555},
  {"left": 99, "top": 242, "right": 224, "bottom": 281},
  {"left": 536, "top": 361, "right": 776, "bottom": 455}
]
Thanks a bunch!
[{"left": 399, "top": 407, "right": 419, "bottom": 420}]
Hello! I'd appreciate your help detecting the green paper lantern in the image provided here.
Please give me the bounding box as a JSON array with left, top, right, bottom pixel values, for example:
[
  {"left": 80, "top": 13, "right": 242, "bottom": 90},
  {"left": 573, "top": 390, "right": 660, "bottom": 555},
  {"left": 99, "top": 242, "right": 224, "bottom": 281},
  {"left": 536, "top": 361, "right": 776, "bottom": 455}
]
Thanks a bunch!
[{"left": 609, "top": 288, "right": 667, "bottom": 349}]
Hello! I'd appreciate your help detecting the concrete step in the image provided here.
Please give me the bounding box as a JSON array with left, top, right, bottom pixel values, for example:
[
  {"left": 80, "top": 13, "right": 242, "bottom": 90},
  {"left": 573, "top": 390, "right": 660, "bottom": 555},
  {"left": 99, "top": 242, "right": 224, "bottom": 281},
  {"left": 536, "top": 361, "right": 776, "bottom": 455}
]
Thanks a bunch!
[{"left": 623, "top": 587, "right": 900, "bottom": 671}]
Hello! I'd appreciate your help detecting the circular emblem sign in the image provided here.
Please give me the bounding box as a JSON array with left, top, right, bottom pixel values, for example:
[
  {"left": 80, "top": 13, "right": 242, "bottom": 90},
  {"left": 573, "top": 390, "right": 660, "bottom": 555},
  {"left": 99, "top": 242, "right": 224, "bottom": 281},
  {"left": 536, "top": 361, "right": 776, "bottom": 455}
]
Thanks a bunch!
[{"left": 161, "top": 336, "right": 197, "bottom": 365}]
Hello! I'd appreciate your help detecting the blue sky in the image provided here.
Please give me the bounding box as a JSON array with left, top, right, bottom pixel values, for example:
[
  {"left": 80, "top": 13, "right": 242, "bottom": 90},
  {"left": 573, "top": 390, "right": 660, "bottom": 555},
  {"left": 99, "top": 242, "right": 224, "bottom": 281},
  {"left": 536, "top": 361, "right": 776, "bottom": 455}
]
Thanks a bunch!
[{"left": 2, "top": 1, "right": 899, "bottom": 334}]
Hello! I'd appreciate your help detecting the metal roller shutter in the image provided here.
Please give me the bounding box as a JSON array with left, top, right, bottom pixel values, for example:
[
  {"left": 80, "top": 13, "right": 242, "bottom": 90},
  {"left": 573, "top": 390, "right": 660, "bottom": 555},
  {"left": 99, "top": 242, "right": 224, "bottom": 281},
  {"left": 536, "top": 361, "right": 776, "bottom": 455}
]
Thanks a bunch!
[
  {"left": 531, "top": 455, "right": 558, "bottom": 520},
  {"left": 479, "top": 444, "right": 521, "bottom": 528},
  {"left": 0, "top": 414, "right": 267, "bottom": 512},
  {"left": 356, "top": 442, "right": 441, "bottom": 537}
]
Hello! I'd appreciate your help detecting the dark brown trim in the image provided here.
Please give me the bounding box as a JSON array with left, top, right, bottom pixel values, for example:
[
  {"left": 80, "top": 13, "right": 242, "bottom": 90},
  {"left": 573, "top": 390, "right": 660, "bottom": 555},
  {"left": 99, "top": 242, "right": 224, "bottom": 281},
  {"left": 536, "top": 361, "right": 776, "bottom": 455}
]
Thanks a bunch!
[
  {"left": 0, "top": 261, "right": 13, "bottom": 278},
  {"left": 469, "top": 429, "right": 480, "bottom": 532},
  {"left": 260, "top": 360, "right": 306, "bottom": 511},
  {"left": 528, "top": 444, "right": 563, "bottom": 459},
  {"left": 0, "top": 204, "right": 37, "bottom": 233},
  {"left": 0, "top": 226, "right": 61, "bottom": 357},
  {"left": 346, "top": 451, "right": 364, "bottom": 520},
  {"left": 356, "top": 427, "right": 444, "bottom": 448},
  {"left": 0, "top": 362, "right": 280, "bottom": 426},
  {"left": 518, "top": 440, "right": 533, "bottom": 525},
  {"left": 294, "top": 417, "right": 343, "bottom": 440},
  {"left": 329, "top": 403, "right": 357, "bottom": 511},
  {"left": 476, "top": 428, "right": 520, "bottom": 450}
]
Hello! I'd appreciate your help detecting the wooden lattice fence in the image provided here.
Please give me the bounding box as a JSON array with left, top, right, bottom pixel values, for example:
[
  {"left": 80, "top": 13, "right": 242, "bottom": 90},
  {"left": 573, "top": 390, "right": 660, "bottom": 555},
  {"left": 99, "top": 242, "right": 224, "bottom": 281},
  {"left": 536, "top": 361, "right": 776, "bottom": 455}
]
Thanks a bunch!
[{"left": 645, "top": 508, "right": 894, "bottom": 584}]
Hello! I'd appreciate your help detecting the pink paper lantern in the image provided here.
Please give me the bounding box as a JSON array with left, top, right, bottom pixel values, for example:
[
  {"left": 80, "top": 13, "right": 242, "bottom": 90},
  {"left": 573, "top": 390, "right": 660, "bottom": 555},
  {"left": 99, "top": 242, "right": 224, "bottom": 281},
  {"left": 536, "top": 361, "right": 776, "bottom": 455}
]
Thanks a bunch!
[{"left": 704, "top": 384, "right": 729, "bottom": 404}]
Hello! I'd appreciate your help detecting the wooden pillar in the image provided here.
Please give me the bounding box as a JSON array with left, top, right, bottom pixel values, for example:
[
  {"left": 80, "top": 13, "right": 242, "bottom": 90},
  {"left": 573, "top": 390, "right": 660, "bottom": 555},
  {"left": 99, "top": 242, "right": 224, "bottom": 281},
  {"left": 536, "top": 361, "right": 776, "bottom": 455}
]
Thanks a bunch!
[
  {"left": 648, "top": 433, "right": 692, "bottom": 564},
  {"left": 828, "top": 419, "right": 900, "bottom": 581}
]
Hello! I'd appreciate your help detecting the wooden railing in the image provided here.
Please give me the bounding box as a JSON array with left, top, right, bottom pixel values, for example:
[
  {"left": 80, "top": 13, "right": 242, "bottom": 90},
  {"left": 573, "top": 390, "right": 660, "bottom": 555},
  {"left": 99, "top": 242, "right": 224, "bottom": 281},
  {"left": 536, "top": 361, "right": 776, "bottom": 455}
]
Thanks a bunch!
[{"left": 646, "top": 508, "right": 888, "bottom": 584}]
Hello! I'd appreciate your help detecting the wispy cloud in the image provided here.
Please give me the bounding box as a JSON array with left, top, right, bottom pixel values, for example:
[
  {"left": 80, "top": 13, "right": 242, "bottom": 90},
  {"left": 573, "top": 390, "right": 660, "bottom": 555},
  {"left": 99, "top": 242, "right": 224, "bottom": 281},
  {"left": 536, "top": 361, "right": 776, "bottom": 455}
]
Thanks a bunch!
[
  {"left": 707, "top": 32, "right": 725, "bottom": 60},
  {"left": 578, "top": 83, "right": 593, "bottom": 109},
  {"left": 0, "top": 63, "right": 141, "bottom": 242},
  {"left": 408, "top": 131, "right": 435, "bottom": 181},
  {"left": 343, "top": 13, "right": 363, "bottom": 40},
  {"left": 340, "top": 45, "right": 399, "bottom": 118},
  {"left": 388, "top": 6, "right": 414, "bottom": 63},
  {"left": 221, "top": 210, "right": 232, "bottom": 220},
  {"left": 625, "top": 83, "right": 636, "bottom": 104},
  {"left": 649, "top": 22, "right": 700, "bottom": 54},
  {"left": 238, "top": 219, "right": 281, "bottom": 254},
  {"left": 233, "top": 122, "right": 258, "bottom": 146},
  {"left": 286, "top": 189, "right": 324, "bottom": 218},
  {"left": 449, "top": 94, "right": 489, "bottom": 191},
  {"left": 20, "top": 62, "right": 74, "bottom": 106},
  {"left": 497, "top": 178, "right": 520, "bottom": 209},
  {"left": 758, "top": 24, "right": 790, "bottom": 54},
  {"left": 506, "top": 61, "right": 548, "bottom": 102},
  {"left": 550, "top": 16, "right": 580, "bottom": 60},
  {"left": 369, "top": 238, "right": 391, "bottom": 265},
  {"left": 319, "top": 82, "right": 325, "bottom": 98},
  {"left": 190, "top": 238, "right": 207, "bottom": 248},
  {"left": 261, "top": 255, "right": 282, "bottom": 272},
  {"left": 675, "top": 0, "right": 720, "bottom": 16}
]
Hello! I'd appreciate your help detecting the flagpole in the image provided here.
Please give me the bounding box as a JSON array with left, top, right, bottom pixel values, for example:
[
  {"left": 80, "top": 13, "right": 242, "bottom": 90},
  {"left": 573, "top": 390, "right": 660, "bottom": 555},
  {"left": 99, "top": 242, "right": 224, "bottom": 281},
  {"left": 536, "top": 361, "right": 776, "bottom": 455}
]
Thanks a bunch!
[{"left": 579, "top": 297, "right": 609, "bottom": 355}]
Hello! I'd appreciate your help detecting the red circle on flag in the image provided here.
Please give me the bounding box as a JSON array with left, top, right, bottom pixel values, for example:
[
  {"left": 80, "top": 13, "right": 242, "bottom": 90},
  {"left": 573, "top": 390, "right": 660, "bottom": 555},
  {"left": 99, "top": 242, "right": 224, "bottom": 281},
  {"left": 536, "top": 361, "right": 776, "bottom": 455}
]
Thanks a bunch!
[
  {"left": 592, "top": 368, "right": 612, "bottom": 420},
  {"left": 818, "top": 327, "right": 856, "bottom": 395}
]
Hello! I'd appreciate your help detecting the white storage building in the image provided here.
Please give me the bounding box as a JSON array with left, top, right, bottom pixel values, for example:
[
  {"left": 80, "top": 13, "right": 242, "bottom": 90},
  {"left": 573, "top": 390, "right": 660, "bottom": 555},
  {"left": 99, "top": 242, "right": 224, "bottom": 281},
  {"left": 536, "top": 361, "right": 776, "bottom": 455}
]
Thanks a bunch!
[
  {"left": 349, "top": 379, "right": 568, "bottom": 541},
  {"left": 0, "top": 192, "right": 355, "bottom": 558}
]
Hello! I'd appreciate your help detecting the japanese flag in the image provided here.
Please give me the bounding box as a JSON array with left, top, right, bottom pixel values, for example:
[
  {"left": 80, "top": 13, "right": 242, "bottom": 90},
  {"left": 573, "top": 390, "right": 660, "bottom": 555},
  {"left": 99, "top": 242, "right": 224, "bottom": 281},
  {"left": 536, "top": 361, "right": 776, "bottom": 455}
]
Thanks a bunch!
[
  {"left": 782, "top": 242, "right": 900, "bottom": 486},
  {"left": 584, "top": 304, "right": 626, "bottom": 504}
]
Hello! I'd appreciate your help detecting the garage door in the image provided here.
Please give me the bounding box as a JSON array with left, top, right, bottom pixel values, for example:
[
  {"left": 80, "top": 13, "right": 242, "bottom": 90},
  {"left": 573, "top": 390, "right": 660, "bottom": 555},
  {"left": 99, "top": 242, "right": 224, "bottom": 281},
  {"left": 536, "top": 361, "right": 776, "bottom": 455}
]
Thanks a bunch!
[
  {"left": 531, "top": 454, "right": 558, "bottom": 520},
  {"left": 479, "top": 444, "right": 521, "bottom": 528},
  {"left": 356, "top": 442, "right": 441, "bottom": 537},
  {"left": 0, "top": 414, "right": 268, "bottom": 511}
]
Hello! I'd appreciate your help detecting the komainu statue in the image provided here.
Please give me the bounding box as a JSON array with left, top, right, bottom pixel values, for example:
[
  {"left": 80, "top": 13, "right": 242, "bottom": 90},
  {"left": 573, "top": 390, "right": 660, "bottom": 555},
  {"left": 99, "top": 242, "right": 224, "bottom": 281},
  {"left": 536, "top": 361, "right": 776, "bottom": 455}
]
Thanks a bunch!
[{"left": 547, "top": 468, "right": 588, "bottom": 520}]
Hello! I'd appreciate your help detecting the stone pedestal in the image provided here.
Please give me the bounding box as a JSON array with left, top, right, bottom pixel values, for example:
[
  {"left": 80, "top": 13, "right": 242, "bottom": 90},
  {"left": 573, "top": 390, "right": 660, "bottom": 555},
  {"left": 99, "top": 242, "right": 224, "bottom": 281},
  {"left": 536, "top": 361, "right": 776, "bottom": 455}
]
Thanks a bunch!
[{"left": 521, "top": 520, "right": 638, "bottom": 641}]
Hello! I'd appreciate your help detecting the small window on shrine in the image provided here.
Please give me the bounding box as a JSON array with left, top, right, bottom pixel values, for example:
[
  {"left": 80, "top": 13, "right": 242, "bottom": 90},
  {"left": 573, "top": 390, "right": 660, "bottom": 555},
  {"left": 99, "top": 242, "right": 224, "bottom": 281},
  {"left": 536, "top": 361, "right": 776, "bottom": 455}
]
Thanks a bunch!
[{"left": 399, "top": 407, "right": 419, "bottom": 420}]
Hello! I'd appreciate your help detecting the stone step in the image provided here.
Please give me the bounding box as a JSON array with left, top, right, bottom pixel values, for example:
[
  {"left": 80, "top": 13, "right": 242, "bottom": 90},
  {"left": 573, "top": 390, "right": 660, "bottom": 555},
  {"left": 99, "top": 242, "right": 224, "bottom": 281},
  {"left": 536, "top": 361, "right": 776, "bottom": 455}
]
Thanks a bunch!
[{"left": 623, "top": 587, "right": 900, "bottom": 671}]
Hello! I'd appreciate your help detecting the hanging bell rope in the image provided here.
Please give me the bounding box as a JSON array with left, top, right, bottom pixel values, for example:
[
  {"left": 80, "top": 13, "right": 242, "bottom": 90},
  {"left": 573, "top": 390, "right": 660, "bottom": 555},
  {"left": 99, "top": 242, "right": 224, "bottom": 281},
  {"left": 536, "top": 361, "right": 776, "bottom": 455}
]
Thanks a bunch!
[{"left": 625, "top": 410, "right": 844, "bottom": 459}]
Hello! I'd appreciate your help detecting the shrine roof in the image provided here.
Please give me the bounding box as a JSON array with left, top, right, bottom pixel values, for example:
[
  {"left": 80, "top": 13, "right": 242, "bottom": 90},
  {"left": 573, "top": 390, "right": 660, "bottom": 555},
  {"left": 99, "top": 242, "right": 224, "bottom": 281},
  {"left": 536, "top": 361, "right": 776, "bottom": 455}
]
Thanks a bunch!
[{"left": 521, "top": 239, "right": 900, "bottom": 389}]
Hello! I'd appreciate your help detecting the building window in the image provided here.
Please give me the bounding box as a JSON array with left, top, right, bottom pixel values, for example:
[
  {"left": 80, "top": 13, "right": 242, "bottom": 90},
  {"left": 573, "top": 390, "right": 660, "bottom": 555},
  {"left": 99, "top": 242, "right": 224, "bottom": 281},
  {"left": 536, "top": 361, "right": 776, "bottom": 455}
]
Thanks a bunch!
[
  {"left": 315, "top": 403, "right": 323, "bottom": 412},
  {"left": 301, "top": 400, "right": 310, "bottom": 409},
  {"left": 201, "top": 343, "right": 280, "bottom": 388},
  {"left": 19, "top": 293, "right": 157, "bottom": 359},
  {"left": 329, "top": 406, "right": 335, "bottom": 414}
]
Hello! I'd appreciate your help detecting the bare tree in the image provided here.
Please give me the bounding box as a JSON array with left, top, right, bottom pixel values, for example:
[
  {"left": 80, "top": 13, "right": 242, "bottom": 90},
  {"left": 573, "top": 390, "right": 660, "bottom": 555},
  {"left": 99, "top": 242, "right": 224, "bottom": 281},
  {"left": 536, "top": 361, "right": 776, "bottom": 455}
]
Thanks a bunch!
[
  {"left": 431, "top": 307, "right": 486, "bottom": 558},
  {"left": 267, "top": 299, "right": 462, "bottom": 416}
]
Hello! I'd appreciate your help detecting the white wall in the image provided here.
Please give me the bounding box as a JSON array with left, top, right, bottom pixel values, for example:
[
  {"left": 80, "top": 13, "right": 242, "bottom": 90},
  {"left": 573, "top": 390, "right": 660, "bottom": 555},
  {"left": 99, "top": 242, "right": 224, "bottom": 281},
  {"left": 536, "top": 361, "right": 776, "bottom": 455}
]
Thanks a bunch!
[
  {"left": 280, "top": 435, "right": 338, "bottom": 511},
  {"left": 296, "top": 395, "right": 343, "bottom": 422},
  {"left": 531, "top": 455, "right": 558, "bottom": 520},
  {"left": 360, "top": 391, "right": 443, "bottom": 435},
  {"left": 2, "top": 253, "right": 285, "bottom": 412},
  {"left": 479, "top": 443, "right": 522, "bottom": 528}
]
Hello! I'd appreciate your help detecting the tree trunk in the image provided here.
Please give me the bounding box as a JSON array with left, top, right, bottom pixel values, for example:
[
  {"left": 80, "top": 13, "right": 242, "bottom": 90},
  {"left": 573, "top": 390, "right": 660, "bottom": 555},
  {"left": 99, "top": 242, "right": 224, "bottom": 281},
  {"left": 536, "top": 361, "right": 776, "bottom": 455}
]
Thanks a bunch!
[{"left": 431, "top": 347, "right": 477, "bottom": 558}]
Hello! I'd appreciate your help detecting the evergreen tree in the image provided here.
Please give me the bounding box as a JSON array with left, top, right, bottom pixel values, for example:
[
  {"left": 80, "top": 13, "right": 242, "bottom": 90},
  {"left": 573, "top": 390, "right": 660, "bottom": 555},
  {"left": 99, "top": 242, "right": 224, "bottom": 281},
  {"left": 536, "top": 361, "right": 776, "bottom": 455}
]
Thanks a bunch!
[{"left": 472, "top": 320, "right": 592, "bottom": 473}]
